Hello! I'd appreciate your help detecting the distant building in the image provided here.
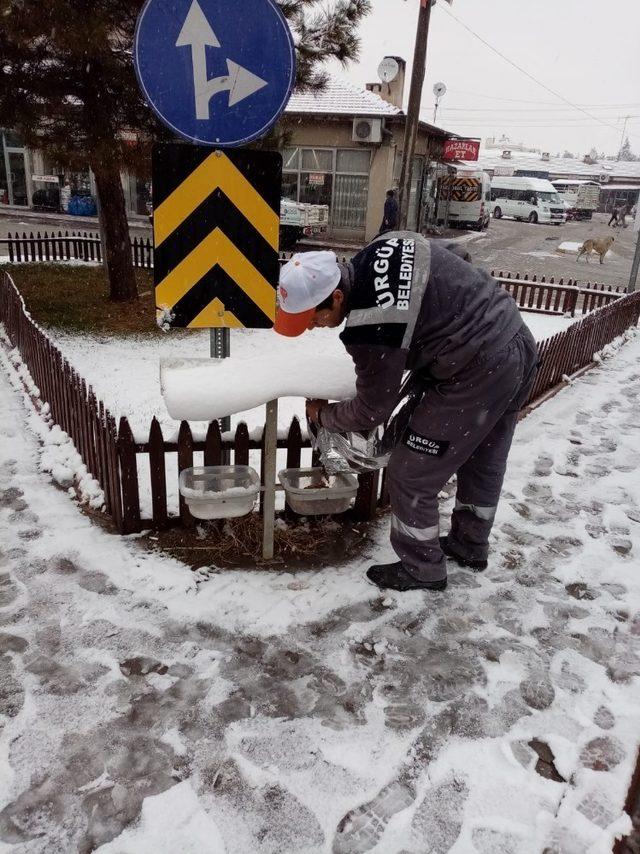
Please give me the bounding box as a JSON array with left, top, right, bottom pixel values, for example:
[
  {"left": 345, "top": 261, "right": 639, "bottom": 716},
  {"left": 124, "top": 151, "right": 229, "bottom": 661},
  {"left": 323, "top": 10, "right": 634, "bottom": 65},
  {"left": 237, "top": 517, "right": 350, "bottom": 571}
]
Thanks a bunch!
[
  {"left": 463, "top": 148, "right": 640, "bottom": 212},
  {"left": 485, "top": 136, "right": 541, "bottom": 155}
]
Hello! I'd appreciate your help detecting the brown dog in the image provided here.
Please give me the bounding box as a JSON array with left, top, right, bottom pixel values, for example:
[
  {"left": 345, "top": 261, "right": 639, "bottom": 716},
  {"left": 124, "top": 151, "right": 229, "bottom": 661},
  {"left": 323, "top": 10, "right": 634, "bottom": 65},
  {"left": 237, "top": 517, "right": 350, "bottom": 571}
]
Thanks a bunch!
[{"left": 577, "top": 236, "right": 615, "bottom": 264}]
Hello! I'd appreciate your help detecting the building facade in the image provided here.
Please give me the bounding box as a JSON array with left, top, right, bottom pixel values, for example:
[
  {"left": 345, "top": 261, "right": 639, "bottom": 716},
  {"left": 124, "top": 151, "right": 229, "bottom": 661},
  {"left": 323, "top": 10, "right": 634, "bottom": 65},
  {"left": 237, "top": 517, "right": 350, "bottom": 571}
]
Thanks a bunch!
[
  {"left": 469, "top": 148, "right": 640, "bottom": 213},
  {"left": 1, "top": 61, "right": 457, "bottom": 242},
  {"left": 281, "top": 64, "right": 454, "bottom": 242}
]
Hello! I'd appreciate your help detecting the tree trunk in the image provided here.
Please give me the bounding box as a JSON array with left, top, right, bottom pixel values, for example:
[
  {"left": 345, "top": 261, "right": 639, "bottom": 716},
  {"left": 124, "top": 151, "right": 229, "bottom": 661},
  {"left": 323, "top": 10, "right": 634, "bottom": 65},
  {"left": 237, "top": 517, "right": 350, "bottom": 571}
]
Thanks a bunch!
[{"left": 91, "top": 161, "right": 138, "bottom": 302}]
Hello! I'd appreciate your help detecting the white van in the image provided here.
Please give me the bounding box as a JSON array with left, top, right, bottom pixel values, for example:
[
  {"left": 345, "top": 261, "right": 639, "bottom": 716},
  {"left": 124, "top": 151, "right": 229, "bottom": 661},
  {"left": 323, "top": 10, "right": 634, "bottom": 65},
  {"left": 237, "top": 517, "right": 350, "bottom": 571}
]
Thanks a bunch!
[
  {"left": 436, "top": 170, "right": 491, "bottom": 231},
  {"left": 491, "top": 177, "right": 566, "bottom": 225}
]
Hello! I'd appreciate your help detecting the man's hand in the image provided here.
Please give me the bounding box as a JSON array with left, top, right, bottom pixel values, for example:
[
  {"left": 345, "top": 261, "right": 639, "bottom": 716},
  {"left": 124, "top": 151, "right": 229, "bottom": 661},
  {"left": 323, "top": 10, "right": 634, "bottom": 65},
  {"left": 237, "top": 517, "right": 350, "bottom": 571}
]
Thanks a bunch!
[{"left": 306, "top": 399, "right": 327, "bottom": 425}]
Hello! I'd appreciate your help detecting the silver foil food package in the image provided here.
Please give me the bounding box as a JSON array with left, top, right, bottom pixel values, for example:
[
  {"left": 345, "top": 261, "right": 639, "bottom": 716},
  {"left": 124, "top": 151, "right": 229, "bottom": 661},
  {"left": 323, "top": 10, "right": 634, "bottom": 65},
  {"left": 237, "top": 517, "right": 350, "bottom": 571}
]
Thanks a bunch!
[
  {"left": 308, "top": 419, "right": 390, "bottom": 474},
  {"left": 310, "top": 424, "right": 354, "bottom": 475}
]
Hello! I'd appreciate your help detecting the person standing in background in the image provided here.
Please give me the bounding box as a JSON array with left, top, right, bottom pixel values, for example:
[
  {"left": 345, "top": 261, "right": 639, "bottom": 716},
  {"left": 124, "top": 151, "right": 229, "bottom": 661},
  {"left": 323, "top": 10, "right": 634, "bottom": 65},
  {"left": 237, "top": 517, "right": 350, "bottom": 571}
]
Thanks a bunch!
[{"left": 379, "top": 189, "right": 399, "bottom": 235}]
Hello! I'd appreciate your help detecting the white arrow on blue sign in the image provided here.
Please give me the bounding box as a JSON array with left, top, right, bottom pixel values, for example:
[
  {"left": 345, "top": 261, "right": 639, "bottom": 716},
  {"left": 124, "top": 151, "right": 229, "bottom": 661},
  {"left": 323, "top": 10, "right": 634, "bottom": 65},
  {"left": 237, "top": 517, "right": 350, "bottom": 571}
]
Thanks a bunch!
[{"left": 134, "top": 0, "right": 296, "bottom": 147}]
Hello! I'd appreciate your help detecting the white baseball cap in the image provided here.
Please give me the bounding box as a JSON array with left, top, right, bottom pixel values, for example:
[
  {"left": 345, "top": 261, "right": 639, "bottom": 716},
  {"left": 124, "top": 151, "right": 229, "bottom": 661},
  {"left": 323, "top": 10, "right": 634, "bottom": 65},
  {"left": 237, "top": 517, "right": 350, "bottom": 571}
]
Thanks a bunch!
[{"left": 274, "top": 251, "right": 341, "bottom": 337}]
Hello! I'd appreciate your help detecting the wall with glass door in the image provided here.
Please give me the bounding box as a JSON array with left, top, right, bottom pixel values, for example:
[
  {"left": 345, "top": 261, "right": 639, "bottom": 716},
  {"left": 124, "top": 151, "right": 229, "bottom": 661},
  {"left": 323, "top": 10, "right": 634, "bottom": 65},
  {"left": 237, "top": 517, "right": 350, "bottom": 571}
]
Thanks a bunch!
[
  {"left": 283, "top": 146, "right": 372, "bottom": 237},
  {"left": 1, "top": 130, "right": 30, "bottom": 207}
]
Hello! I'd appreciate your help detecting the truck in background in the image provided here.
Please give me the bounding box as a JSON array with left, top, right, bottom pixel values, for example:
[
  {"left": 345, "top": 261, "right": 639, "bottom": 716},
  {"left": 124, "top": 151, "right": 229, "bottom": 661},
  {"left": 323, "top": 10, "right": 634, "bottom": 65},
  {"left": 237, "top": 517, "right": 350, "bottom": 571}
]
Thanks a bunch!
[
  {"left": 435, "top": 170, "right": 491, "bottom": 231},
  {"left": 550, "top": 180, "right": 600, "bottom": 221},
  {"left": 280, "top": 200, "right": 330, "bottom": 250}
]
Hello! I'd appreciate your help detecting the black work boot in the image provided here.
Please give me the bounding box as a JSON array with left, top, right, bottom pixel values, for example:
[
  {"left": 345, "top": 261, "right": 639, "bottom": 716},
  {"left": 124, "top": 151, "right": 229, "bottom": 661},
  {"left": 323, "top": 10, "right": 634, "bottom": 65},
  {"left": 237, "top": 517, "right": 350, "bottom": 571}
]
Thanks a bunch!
[
  {"left": 366, "top": 561, "right": 447, "bottom": 592},
  {"left": 440, "top": 536, "right": 488, "bottom": 572}
]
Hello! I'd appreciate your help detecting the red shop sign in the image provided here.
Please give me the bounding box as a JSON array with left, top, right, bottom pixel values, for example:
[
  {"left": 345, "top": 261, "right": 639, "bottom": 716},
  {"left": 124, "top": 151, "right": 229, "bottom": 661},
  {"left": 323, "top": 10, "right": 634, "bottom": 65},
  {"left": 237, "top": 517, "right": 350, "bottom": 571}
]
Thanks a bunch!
[{"left": 443, "top": 139, "right": 480, "bottom": 161}]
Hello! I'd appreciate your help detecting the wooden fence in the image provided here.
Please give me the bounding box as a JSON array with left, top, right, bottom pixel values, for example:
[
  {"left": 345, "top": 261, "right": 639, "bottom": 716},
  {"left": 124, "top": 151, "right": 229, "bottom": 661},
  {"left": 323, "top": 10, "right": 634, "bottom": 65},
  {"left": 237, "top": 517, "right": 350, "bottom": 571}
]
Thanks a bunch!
[
  {"left": 0, "top": 270, "right": 123, "bottom": 530},
  {"left": 1, "top": 231, "right": 104, "bottom": 265},
  {"left": 1, "top": 269, "right": 639, "bottom": 535},
  {"left": 490, "top": 271, "right": 623, "bottom": 316},
  {"left": 523, "top": 289, "right": 640, "bottom": 406},
  {"left": 0, "top": 231, "right": 341, "bottom": 271},
  {"left": 0, "top": 231, "right": 626, "bottom": 313},
  {"left": 0, "top": 231, "right": 149, "bottom": 267}
]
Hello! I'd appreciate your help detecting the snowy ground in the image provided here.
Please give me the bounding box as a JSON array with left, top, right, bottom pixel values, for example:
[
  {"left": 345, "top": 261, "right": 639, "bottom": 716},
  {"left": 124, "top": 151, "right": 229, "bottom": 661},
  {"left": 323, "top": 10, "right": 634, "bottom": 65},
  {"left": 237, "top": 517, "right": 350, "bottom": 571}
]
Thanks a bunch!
[
  {"left": 49, "top": 311, "right": 573, "bottom": 444},
  {"left": 1, "top": 318, "right": 640, "bottom": 850}
]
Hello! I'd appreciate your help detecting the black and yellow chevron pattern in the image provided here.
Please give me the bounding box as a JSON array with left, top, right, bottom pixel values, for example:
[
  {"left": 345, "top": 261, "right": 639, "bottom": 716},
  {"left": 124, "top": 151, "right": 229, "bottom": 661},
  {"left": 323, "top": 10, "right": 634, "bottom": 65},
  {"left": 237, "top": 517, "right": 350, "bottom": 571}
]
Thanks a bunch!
[
  {"left": 440, "top": 176, "right": 482, "bottom": 203},
  {"left": 152, "top": 143, "right": 282, "bottom": 329}
]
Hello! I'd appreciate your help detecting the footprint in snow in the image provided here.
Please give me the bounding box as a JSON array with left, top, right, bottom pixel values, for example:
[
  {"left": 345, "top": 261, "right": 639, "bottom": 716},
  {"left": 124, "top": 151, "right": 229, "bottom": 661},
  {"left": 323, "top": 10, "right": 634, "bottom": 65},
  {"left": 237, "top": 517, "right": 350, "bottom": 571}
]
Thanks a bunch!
[
  {"left": 532, "top": 453, "right": 554, "bottom": 477},
  {"left": 593, "top": 706, "right": 615, "bottom": 730},
  {"left": 0, "top": 574, "right": 19, "bottom": 608},
  {"left": 410, "top": 775, "right": 468, "bottom": 853},
  {"left": 333, "top": 779, "right": 416, "bottom": 854}
]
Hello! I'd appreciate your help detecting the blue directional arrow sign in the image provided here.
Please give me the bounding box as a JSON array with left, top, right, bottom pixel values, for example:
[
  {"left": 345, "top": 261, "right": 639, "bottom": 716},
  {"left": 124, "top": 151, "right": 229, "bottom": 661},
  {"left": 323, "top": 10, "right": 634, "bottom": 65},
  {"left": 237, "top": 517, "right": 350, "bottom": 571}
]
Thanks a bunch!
[{"left": 134, "top": 0, "right": 296, "bottom": 147}]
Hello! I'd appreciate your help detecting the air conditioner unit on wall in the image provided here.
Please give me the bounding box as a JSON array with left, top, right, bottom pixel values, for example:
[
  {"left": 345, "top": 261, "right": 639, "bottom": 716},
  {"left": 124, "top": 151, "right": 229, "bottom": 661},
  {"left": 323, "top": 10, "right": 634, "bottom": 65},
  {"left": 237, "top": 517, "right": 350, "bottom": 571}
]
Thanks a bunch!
[{"left": 352, "top": 118, "right": 382, "bottom": 144}]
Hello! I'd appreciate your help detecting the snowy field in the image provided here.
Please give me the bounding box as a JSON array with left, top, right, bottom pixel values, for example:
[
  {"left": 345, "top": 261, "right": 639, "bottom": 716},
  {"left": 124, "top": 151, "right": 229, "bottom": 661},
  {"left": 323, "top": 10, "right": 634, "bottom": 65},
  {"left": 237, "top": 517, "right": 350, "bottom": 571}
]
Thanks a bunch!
[
  {"left": 1, "top": 319, "right": 639, "bottom": 851},
  {"left": 48, "top": 310, "right": 573, "bottom": 444}
]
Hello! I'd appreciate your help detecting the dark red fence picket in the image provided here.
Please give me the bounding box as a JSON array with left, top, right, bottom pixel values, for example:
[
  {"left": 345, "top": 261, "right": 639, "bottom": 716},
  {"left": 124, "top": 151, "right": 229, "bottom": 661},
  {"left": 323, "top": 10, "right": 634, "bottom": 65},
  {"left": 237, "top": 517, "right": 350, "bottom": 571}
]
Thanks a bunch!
[{"left": 2, "top": 269, "right": 639, "bottom": 535}]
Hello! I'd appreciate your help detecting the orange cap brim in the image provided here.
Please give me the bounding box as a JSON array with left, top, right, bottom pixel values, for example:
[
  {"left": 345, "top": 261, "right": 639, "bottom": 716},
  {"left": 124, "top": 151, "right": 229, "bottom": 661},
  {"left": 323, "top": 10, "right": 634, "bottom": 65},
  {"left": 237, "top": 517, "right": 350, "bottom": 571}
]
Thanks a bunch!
[{"left": 273, "top": 307, "right": 316, "bottom": 337}]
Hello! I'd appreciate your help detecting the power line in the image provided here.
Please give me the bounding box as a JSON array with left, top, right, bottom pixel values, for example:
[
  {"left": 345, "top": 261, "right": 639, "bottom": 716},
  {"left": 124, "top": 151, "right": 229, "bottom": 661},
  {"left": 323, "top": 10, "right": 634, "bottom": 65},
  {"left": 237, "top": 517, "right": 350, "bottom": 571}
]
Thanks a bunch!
[
  {"left": 442, "top": 119, "right": 640, "bottom": 126},
  {"left": 443, "top": 107, "right": 640, "bottom": 115},
  {"left": 447, "top": 89, "right": 640, "bottom": 109},
  {"left": 437, "top": 4, "right": 634, "bottom": 138}
]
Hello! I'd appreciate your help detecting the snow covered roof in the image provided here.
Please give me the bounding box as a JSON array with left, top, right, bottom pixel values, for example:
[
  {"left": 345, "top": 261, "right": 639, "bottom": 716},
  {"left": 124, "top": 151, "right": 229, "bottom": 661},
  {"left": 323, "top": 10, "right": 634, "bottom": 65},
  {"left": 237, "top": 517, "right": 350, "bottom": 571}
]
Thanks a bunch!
[
  {"left": 285, "top": 76, "right": 402, "bottom": 117},
  {"left": 462, "top": 149, "right": 640, "bottom": 182}
]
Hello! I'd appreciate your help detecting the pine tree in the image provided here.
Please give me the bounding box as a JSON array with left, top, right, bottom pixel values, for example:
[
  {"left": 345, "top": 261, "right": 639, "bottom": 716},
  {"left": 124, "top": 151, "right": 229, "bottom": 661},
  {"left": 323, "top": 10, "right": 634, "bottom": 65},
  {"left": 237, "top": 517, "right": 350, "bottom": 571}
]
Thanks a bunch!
[
  {"left": 618, "top": 137, "right": 636, "bottom": 162},
  {"left": 0, "top": 0, "right": 371, "bottom": 302}
]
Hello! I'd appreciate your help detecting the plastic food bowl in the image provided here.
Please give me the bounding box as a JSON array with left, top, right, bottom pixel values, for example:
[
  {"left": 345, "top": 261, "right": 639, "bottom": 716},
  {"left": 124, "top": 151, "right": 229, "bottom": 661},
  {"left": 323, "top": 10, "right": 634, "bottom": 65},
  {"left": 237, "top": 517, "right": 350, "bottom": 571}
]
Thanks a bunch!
[
  {"left": 278, "top": 467, "right": 359, "bottom": 516},
  {"left": 179, "top": 466, "right": 260, "bottom": 520}
]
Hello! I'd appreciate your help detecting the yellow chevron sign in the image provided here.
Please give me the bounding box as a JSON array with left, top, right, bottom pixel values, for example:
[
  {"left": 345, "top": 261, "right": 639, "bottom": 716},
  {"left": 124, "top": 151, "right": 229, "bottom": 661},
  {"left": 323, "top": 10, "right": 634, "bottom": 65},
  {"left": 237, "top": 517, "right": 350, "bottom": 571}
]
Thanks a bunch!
[
  {"left": 152, "top": 143, "right": 282, "bottom": 329},
  {"left": 441, "top": 176, "right": 482, "bottom": 203}
]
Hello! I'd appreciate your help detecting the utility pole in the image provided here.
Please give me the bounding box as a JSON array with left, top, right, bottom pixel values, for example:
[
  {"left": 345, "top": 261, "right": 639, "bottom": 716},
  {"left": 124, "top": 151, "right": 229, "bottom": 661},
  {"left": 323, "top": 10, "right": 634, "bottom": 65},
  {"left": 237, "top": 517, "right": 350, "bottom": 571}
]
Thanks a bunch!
[
  {"left": 630, "top": 205, "right": 640, "bottom": 293},
  {"left": 617, "top": 116, "right": 630, "bottom": 161},
  {"left": 398, "top": 0, "right": 434, "bottom": 230}
]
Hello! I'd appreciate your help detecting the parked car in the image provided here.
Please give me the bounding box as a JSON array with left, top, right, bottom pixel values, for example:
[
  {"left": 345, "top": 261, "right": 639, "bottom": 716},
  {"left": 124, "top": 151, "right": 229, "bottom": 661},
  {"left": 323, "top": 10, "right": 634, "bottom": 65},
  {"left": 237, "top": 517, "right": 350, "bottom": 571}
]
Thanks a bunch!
[{"left": 491, "top": 177, "right": 566, "bottom": 225}]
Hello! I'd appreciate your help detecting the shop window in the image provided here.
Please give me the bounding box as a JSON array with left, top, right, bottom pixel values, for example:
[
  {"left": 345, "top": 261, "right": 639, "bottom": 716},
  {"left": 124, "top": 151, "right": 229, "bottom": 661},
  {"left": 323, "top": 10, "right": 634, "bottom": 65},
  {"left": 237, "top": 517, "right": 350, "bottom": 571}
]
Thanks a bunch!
[
  {"left": 0, "top": 154, "right": 8, "bottom": 205},
  {"left": 336, "top": 149, "right": 370, "bottom": 175},
  {"left": 283, "top": 147, "right": 299, "bottom": 171},
  {"left": 300, "top": 171, "right": 333, "bottom": 207},
  {"left": 282, "top": 171, "right": 299, "bottom": 201},
  {"left": 333, "top": 175, "right": 368, "bottom": 229},
  {"left": 301, "top": 148, "right": 333, "bottom": 172},
  {"left": 2, "top": 130, "right": 23, "bottom": 148}
]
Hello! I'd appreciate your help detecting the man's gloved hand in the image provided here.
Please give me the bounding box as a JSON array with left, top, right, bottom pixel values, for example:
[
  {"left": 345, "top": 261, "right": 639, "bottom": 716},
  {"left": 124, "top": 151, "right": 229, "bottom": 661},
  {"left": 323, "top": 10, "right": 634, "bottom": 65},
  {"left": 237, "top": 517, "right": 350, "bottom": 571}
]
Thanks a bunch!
[{"left": 306, "top": 399, "right": 327, "bottom": 425}]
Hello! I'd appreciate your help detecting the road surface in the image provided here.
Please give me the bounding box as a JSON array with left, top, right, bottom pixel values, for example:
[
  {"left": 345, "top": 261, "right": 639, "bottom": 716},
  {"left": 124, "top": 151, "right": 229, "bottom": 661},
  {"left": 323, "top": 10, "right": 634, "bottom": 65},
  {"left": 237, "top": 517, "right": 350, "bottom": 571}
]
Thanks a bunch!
[{"left": 1, "top": 310, "right": 640, "bottom": 851}]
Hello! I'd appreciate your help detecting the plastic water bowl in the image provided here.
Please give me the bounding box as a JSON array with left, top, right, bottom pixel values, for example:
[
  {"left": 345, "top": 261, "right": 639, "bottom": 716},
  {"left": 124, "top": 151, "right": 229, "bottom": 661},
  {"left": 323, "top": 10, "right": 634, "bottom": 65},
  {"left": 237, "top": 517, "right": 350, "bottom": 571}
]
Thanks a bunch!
[
  {"left": 278, "top": 467, "right": 359, "bottom": 516},
  {"left": 179, "top": 466, "right": 260, "bottom": 520}
]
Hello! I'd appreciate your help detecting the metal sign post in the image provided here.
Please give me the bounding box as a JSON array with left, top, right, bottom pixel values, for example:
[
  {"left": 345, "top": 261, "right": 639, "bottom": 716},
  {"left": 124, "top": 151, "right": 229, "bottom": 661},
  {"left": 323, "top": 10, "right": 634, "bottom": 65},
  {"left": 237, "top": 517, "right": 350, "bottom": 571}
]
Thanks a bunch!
[
  {"left": 262, "top": 399, "right": 278, "bottom": 560},
  {"left": 210, "top": 328, "right": 231, "bottom": 435},
  {"left": 135, "top": 0, "right": 294, "bottom": 560}
]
